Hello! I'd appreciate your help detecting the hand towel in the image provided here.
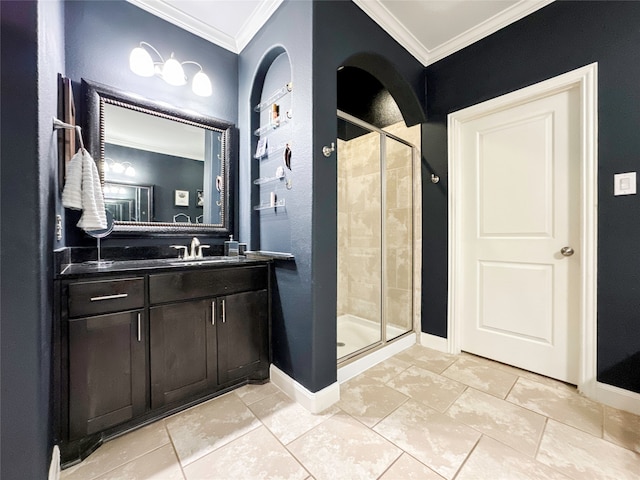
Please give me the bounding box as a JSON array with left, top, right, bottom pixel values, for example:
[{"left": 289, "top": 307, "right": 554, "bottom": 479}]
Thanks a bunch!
[
  {"left": 62, "top": 148, "right": 107, "bottom": 231},
  {"left": 61, "top": 149, "right": 83, "bottom": 210}
]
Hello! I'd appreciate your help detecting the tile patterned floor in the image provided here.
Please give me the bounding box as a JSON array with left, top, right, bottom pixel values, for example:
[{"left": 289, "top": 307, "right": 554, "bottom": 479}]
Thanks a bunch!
[{"left": 61, "top": 345, "right": 640, "bottom": 480}]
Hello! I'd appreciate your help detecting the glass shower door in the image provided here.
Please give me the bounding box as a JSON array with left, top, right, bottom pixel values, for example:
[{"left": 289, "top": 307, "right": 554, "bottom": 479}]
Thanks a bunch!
[
  {"left": 384, "top": 136, "right": 414, "bottom": 341},
  {"left": 337, "top": 117, "right": 383, "bottom": 360}
]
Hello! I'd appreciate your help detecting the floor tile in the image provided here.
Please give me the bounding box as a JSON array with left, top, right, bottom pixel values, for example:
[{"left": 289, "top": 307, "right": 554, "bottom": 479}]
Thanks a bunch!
[
  {"left": 507, "top": 377, "right": 603, "bottom": 436},
  {"left": 537, "top": 419, "right": 640, "bottom": 480},
  {"left": 456, "top": 436, "right": 570, "bottom": 480},
  {"left": 165, "top": 392, "right": 261, "bottom": 466},
  {"left": 446, "top": 388, "right": 546, "bottom": 457},
  {"left": 386, "top": 365, "right": 466, "bottom": 412},
  {"left": 360, "top": 356, "right": 412, "bottom": 384},
  {"left": 61, "top": 420, "right": 170, "bottom": 480},
  {"left": 249, "top": 391, "right": 338, "bottom": 444},
  {"left": 183, "top": 426, "right": 308, "bottom": 480},
  {"left": 287, "top": 411, "right": 402, "bottom": 480},
  {"left": 441, "top": 356, "right": 518, "bottom": 399},
  {"left": 373, "top": 399, "right": 481, "bottom": 480},
  {"left": 337, "top": 374, "right": 408, "bottom": 427},
  {"left": 94, "top": 444, "right": 184, "bottom": 480},
  {"left": 234, "top": 382, "right": 281, "bottom": 406},
  {"left": 379, "top": 453, "right": 444, "bottom": 479},
  {"left": 394, "top": 345, "right": 457, "bottom": 374},
  {"left": 604, "top": 405, "right": 640, "bottom": 453}
]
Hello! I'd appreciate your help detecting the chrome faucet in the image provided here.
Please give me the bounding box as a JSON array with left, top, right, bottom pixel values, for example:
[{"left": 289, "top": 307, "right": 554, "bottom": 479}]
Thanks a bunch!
[
  {"left": 190, "top": 237, "right": 200, "bottom": 259},
  {"left": 171, "top": 237, "right": 210, "bottom": 260}
]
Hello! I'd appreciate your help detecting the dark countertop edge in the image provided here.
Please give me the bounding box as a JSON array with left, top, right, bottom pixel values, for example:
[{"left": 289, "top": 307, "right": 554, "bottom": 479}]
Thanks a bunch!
[{"left": 56, "top": 256, "right": 271, "bottom": 279}]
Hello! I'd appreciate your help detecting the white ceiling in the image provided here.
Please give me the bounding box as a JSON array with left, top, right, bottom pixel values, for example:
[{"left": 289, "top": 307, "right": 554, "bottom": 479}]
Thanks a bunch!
[{"left": 128, "top": 0, "right": 553, "bottom": 66}]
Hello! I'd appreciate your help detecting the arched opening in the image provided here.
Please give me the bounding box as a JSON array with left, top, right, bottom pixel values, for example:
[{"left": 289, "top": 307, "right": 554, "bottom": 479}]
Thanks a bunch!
[{"left": 335, "top": 61, "right": 422, "bottom": 370}]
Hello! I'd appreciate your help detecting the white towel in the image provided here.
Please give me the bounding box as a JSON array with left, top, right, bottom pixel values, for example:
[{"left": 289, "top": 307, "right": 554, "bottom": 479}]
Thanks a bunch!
[{"left": 62, "top": 148, "right": 107, "bottom": 231}]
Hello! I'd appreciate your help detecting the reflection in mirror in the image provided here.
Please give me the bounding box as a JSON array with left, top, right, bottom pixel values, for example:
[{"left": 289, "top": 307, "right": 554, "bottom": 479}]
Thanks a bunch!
[
  {"left": 83, "top": 79, "right": 234, "bottom": 236},
  {"left": 104, "top": 182, "right": 153, "bottom": 222}
]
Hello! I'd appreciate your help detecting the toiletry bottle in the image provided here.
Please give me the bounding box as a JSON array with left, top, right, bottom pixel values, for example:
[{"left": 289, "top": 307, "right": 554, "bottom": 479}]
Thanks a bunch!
[{"left": 224, "top": 235, "right": 239, "bottom": 256}]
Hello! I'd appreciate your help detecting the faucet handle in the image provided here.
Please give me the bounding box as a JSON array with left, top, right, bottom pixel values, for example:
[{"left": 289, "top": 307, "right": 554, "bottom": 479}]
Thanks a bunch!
[
  {"left": 197, "top": 245, "right": 210, "bottom": 259},
  {"left": 170, "top": 245, "right": 188, "bottom": 259}
]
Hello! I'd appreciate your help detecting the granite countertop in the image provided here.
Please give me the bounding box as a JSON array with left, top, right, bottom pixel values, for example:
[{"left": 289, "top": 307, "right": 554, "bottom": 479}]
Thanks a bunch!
[
  {"left": 58, "top": 256, "right": 266, "bottom": 277},
  {"left": 56, "top": 250, "right": 295, "bottom": 278}
]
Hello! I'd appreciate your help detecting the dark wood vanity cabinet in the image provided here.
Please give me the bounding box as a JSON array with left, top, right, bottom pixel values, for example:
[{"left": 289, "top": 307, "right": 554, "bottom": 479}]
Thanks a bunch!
[
  {"left": 56, "top": 262, "right": 271, "bottom": 466},
  {"left": 217, "top": 289, "right": 269, "bottom": 384},
  {"left": 149, "top": 299, "right": 218, "bottom": 409},
  {"left": 68, "top": 310, "right": 147, "bottom": 439},
  {"left": 64, "top": 278, "right": 147, "bottom": 440}
]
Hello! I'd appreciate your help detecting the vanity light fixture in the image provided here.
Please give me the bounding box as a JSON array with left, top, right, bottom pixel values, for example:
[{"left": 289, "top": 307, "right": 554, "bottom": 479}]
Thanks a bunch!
[
  {"left": 129, "top": 41, "right": 212, "bottom": 97},
  {"left": 104, "top": 158, "right": 135, "bottom": 177}
]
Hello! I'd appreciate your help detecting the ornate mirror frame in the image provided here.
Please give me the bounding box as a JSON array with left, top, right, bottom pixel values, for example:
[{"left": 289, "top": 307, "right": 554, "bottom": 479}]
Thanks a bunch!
[{"left": 83, "top": 79, "right": 235, "bottom": 237}]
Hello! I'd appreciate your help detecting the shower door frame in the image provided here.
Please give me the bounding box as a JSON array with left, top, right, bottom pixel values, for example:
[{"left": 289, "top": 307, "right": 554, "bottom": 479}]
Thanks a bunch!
[{"left": 337, "top": 110, "right": 417, "bottom": 364}]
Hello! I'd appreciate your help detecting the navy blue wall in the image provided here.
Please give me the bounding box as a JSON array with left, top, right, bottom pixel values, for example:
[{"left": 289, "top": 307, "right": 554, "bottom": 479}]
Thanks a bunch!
[
  {"left": 423, "top": 1, "right": 640, "bottom": 393},
  {"left": 1, "top": 0, "right": 63, "bottom": 477},
  {"left": 63, "top": 0, "right": 238, "bottom": 247},
  {"left": 311, "top": 1, "right": 425, "bottom": 390},
  {"left": 239, "top": 0, "right": 425, "bottom": 392},
  {"left": 239, "top": 0, "right": 317, "bottom": 389}
]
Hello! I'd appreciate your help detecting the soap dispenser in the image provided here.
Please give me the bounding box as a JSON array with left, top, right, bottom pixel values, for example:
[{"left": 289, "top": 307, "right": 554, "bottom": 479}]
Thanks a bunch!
[{"left": 224, "top": 235, "right": 239, "bottom": 256}]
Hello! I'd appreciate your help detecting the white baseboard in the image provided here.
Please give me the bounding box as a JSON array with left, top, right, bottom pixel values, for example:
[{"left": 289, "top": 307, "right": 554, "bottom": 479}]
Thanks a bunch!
[
  {"left": 338, "top": 333, "right": 416, "bottom": 384},
  {"left": 269, "top": 364, "right": 340, "bottom": 414},
  {"left": 588, "top": 381, "right": 640, "bottom": 416},
  {"left": 420, "top": 332, "right": 448, "bottom": 352}
]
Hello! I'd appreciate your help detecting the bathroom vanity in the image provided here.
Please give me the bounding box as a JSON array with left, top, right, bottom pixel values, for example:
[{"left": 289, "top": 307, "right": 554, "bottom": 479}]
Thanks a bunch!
[{"left": 53, "top": 257, "right": 271, "bottom": 466}]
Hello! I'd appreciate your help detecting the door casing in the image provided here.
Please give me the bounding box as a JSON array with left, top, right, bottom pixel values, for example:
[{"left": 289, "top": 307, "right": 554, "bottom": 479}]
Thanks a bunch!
[{"left": 447, "top": 63, "right": 598, "bottom": 395}]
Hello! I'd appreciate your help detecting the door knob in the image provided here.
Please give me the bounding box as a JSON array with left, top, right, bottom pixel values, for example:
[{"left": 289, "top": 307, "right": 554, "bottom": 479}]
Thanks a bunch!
[{"left": 560, "top": 246, "right": 575, "bottom": 257}]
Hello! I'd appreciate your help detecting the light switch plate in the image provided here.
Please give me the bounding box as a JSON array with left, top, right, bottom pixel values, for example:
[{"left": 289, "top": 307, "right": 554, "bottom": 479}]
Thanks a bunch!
[{"left": 614, "top": 172, "right": 636, "bottom": 196}]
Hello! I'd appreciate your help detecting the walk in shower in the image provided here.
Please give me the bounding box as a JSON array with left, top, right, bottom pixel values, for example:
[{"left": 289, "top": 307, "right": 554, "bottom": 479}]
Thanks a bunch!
[{"left": 337, "top": 110, "right": 415, "bottom": 363}]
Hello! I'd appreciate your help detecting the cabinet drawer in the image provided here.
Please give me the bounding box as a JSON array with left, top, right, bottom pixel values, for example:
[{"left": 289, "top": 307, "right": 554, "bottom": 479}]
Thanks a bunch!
[
  {"left": 149, "top": 266, "right": 268, "bottom": 304},
  {"left": 68, "top": 278, "right": 145, "bottom": 317}
]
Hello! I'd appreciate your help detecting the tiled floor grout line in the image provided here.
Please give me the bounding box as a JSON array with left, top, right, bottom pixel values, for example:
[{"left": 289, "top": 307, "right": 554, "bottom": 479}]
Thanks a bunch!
[
  {"left": 450, "top": 433, "right": 483, "bottom": 480},
  {"left": 63, "top": 346, "right": 640, "bottom": 479},
  {"left": 163, "top": 421, "right": 188, "bottom": 479}
]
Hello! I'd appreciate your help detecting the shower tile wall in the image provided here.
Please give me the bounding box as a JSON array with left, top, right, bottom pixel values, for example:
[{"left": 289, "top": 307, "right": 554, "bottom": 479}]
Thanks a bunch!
[
  {"left": 337, "top": 132, "right": 382, "bottom": 322},
  {"left": 337, "top": 122, "right": 419, "bottom": 335}
]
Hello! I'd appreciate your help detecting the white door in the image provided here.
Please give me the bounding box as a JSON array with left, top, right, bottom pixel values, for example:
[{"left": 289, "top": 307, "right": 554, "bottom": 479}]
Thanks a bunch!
[{"left": 457, "top": 85, "right": 580, "bottom": 384}]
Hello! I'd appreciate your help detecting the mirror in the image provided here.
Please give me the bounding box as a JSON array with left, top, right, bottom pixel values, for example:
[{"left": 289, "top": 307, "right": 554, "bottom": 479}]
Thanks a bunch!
[{"left": 83, "top": 79, "right": 235, "bottom": 236}]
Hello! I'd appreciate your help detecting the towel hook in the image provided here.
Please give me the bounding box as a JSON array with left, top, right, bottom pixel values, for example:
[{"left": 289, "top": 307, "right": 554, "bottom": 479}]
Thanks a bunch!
[{"left": 53, "top": 117, "right": 85, "bottom": 150}]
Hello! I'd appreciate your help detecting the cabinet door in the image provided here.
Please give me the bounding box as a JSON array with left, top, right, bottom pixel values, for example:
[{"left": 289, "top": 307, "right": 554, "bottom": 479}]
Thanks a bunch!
[
  {"left": 217, "top": 289, "right": 269, "bottom": 384},
  {"left": 150, "top": 299, "right": 217, "bottom": 409},
  {"left": 68, "top": 310, "right": 146, "bottom": 440}
]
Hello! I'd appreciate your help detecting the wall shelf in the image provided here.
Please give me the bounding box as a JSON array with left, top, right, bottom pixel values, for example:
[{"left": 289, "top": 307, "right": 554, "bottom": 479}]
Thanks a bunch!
[
  {"left": 253, "top": 199, "right": 286, "bottom": 211},
  {"left": 253, "top": 176, "right": 284, "bottom": 185},
  {"left": 253, "top": 113, "right": 292, "bottom": 137},
  {"left": 254, "top": 140, "right": 291, "bottom": 160},
  {"left": 254, "top": 82, "right": 293, "bottom": 112}
]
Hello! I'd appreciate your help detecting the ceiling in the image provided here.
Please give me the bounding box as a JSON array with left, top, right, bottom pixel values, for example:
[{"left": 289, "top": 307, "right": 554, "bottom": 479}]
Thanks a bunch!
[{"left": 128, "top": 0, "right": 553, "bottom": 66}]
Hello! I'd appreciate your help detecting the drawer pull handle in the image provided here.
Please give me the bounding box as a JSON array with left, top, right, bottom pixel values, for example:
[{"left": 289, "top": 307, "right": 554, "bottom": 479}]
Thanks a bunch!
[
  {"left": 137, "top": 313, "right": 141, "bottom": 342},
  {"left": 211, "top": 300, "right": 216, "bottom": 326},
  {"left": 222, "top": 299, "right": 226, "bottom": 323},
  {"left": 90, "top": 293, "right": 129, "bottom": 302}
]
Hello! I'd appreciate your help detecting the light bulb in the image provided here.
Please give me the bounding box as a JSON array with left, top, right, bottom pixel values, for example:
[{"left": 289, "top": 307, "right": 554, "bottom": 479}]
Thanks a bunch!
[
  {"left": 112, "top": 162, "right": 125, "bottom": 174},
  {"left": 162, "top": 55, "right": 186, "bottom": 86},
  {"left": 124, "top": 164, "right": 136, "bottom": 176},
  {"left": 129, "top": 46, "right": 154, "bottom": 77},
  {"left": 192, "top": 71, "right": 212, "bottom": 97}
]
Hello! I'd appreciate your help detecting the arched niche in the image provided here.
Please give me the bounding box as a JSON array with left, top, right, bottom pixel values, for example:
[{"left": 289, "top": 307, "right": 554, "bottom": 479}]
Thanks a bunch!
[{"left": 249, "top": 46, "right": 293, "bottom": 250}]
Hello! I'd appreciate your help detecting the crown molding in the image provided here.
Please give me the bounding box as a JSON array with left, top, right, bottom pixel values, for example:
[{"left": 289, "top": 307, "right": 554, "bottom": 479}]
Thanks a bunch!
[
  {"left": 354, "top": 0, "right": 555, "bottom": 67},
  {"left": 127, "top": 0, "right": 240, "bottom": 53},
  {"left": 352, "top": 0, "right": 429, "bottom": 66},
  {"left": 236, "top": 0, "right": 284, "bottom": 53},
  {"left": 427, "top": 0, "right": 555, "bottom": 65}
]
